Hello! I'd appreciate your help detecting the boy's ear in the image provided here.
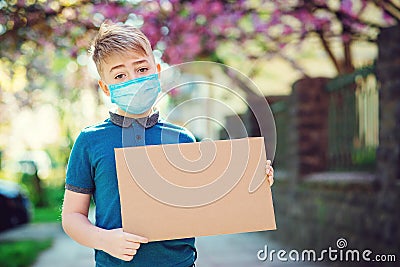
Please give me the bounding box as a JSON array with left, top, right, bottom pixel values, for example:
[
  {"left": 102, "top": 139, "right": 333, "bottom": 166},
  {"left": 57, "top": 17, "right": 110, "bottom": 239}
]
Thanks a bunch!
[
  {"left": 157, "top": 64, "right": 161, "bottom": 78},
  {"left": 98, "top": 80, "right": 110, "bottom": 96}
]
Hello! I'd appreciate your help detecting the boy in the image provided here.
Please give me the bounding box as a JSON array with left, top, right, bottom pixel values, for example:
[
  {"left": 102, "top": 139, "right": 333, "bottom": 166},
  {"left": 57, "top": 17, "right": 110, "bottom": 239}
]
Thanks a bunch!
[{"left": 62, "top": 22, "right": 274, "bottom": 267}]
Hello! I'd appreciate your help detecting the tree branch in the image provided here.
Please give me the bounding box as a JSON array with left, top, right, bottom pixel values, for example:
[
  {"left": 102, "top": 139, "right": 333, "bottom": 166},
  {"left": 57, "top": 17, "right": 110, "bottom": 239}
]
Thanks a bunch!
[
  {"left": 389, "top": 0, "right": 400, "bottom": 9},
  {"left": 316, "top": 31, "right": 341, "bottom": 74},
  {"left": 374, "top": 0, "right": 400, "bottom": 22},
  {"left": 343, "top": 39, "right": 354, "bottom": 73},
  {"left": 311, "top": 0, "right": 390, "bottom": 29}
]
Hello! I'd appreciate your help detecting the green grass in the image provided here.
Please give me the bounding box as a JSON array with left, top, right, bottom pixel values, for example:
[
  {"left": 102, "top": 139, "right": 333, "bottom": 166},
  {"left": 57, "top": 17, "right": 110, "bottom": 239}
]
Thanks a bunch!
[
  {"left": 44, "top": 186, "right": 65, "bottom": 204},
  {"left": 32, "top": 186, "right": 64, "bottom": 223},
  {"left": 0, "top": 239, "right": 52, "bottom": 267},
  {"left": 32, "top": 206, "right": 62, "bottom": 223}
]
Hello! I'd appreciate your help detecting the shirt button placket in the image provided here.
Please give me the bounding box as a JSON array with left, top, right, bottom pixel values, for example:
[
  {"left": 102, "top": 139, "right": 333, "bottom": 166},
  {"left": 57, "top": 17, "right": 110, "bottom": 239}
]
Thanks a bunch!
[{"left": 132, "top": 121, "right": 145, "bottom": 146}]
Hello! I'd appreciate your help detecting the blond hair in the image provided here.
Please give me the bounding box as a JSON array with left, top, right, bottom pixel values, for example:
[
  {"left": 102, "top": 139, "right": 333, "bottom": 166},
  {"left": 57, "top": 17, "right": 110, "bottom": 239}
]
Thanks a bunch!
[{"left": 89, "top": 22, "right": 154, "bottom": 76}]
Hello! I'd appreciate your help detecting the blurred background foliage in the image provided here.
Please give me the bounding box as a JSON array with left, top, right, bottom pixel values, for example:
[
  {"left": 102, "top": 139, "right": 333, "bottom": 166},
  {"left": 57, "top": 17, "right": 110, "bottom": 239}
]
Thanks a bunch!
[{"left": 0, "top": 0, "right": 398, "bottom": 205}]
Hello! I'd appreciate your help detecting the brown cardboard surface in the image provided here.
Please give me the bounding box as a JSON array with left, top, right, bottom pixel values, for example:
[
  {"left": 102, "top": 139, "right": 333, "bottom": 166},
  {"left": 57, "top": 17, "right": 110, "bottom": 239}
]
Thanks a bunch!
[{"left": 115, "top": 137, "right": 276, "bottom": 241}]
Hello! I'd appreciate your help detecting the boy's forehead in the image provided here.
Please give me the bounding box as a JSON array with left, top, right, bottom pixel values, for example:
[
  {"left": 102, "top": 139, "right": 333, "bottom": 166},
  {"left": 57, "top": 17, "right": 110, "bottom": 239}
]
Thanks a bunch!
[{"left": 104, "top": 50, "right": 151, "bottom": 65}]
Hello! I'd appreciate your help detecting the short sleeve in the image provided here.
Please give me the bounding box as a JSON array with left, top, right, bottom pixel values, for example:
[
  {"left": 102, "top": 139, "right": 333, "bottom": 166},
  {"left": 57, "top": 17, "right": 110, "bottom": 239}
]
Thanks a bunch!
[
  {"left": 179, "top": 131, "right": 196, "bottom": 143},
  {"left": 179, "top": 129, "right": 197, "bottom": 144},
  {"left": 65, "top": 131, "right": 95, "bottom": 194}
]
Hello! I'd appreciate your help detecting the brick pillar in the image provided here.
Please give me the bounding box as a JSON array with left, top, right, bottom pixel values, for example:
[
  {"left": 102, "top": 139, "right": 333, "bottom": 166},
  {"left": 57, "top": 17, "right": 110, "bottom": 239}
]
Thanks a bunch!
[
  {"left": 376, "top": 25, "right": 400, "bottom": 190},
  {"left": 292, "top": 77, "right": 330, "bottom": 177}
]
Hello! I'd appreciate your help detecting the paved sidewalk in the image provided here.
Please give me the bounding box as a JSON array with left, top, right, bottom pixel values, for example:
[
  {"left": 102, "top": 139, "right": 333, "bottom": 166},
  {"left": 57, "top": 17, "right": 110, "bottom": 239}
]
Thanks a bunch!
[
  {"left": 0, "top": 223, "right": 94, "bottom": 267},
  {"left": 0, "top": 222, "right": 61, "bottom": 242},
  {"left": 195, "top": 232, "right": 322, "bottom": 267},
  {"left": 31, "top": 227, "right": 94, "bottom": 267},
  {"left": 1, "top": 223, "right": 324, "bottom": 267}
]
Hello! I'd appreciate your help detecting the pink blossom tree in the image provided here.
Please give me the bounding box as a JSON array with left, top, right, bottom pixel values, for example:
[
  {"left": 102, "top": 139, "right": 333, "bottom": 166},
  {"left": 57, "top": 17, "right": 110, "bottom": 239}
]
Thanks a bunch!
[
  {"left": 0, "top": 0, "right": 398, "bottom": 95},
  {"left": 0, "top": 0, "right": 398, "bottom": 171}
]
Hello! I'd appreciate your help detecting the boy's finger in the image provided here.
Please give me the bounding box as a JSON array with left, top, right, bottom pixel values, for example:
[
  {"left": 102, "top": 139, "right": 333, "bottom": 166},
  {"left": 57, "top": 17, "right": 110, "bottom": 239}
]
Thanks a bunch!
[
  {"left": 126, "top": 242, "right": 141, "bottom": 250},
  {"left": 269, "top": 176, "right": 274, "bottom": 186},
  {"left": 266, "top": 160, "right": 272, "bottom": 173},
  {"left": 124, "top": 247, "right": 138, "bottom": 255},
  {"left": 124, "top": 233, "right": 149, "bottom": 243},
  {"left": 122, "top": 254, "right": 134, "bottom": 261}
]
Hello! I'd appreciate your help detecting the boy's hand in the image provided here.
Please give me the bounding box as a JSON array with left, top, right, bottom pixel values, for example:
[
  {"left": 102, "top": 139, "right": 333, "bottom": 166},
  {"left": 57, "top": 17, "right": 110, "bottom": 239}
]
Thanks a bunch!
[
  {"left": 265, "top": 160, "right": 274, "bottom": 186},
  {"left": 100, "top": 228, "right": 148, "bottom": 261}
]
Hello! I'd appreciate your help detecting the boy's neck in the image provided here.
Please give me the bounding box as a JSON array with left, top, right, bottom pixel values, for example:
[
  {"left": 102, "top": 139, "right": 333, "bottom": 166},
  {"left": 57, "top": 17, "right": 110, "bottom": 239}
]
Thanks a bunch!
[{"left": 116, "top": 107, "right": 153, "bottom": 119}]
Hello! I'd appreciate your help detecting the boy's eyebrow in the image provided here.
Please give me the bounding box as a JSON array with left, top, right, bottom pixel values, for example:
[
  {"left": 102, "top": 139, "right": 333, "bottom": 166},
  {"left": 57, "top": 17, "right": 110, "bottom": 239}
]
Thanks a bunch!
[
  {"left": 109, "top": 64, "right": 125, "bottom": 73},
  {"left": 109, "top": 59, "right": 150, "bottom": 74},
  {"left": 131, "top": 59, "right": 149, "bottom": 67}
]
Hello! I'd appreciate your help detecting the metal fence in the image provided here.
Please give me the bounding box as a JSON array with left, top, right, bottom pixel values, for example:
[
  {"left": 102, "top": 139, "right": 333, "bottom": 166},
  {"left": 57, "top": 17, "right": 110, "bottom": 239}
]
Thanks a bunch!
[{"left": 325, "top": 66, "right": 378, "bottom": 171}]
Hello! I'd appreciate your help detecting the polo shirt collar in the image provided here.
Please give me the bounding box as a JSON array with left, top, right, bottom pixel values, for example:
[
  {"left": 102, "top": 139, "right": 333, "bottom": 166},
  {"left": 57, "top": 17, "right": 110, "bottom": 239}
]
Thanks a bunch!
[{"left": 109, "top": 109, "right": 159, "bottom": 128}]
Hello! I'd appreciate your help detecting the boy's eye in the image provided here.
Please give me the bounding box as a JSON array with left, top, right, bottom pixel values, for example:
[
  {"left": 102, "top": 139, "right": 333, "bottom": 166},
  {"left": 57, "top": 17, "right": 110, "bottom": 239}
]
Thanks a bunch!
[
  {"left": 115, "top": 74, "right": 125, "bottom": 80},
  {"left": 137, "top": 67, "right": 148, "bottom": 73}
]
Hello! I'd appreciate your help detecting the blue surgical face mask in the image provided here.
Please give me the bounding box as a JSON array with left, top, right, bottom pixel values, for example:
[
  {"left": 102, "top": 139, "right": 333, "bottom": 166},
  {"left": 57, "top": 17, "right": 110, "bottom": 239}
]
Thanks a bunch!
[{"left": 108, "top": 73, "right": 161, "bottom": 115}]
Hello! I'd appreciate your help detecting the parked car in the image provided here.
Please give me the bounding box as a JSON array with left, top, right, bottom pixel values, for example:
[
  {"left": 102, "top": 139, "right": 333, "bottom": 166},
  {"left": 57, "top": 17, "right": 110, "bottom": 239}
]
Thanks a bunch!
[{"left": 0, "top": 179, "right": 31, "bottom": 232}]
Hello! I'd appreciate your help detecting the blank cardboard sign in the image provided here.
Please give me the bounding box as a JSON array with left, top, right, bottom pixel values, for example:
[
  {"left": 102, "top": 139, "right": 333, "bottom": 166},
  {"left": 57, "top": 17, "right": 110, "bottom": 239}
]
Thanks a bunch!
[{"left": 115, "top": 137, "right": 276, "bottom": 241}]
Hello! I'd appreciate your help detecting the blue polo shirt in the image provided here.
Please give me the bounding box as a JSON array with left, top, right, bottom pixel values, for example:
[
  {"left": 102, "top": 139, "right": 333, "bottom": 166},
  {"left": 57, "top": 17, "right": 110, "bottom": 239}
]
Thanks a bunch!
[{"left": 65, "top": 110, "right": 197, "bottom": 267}]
